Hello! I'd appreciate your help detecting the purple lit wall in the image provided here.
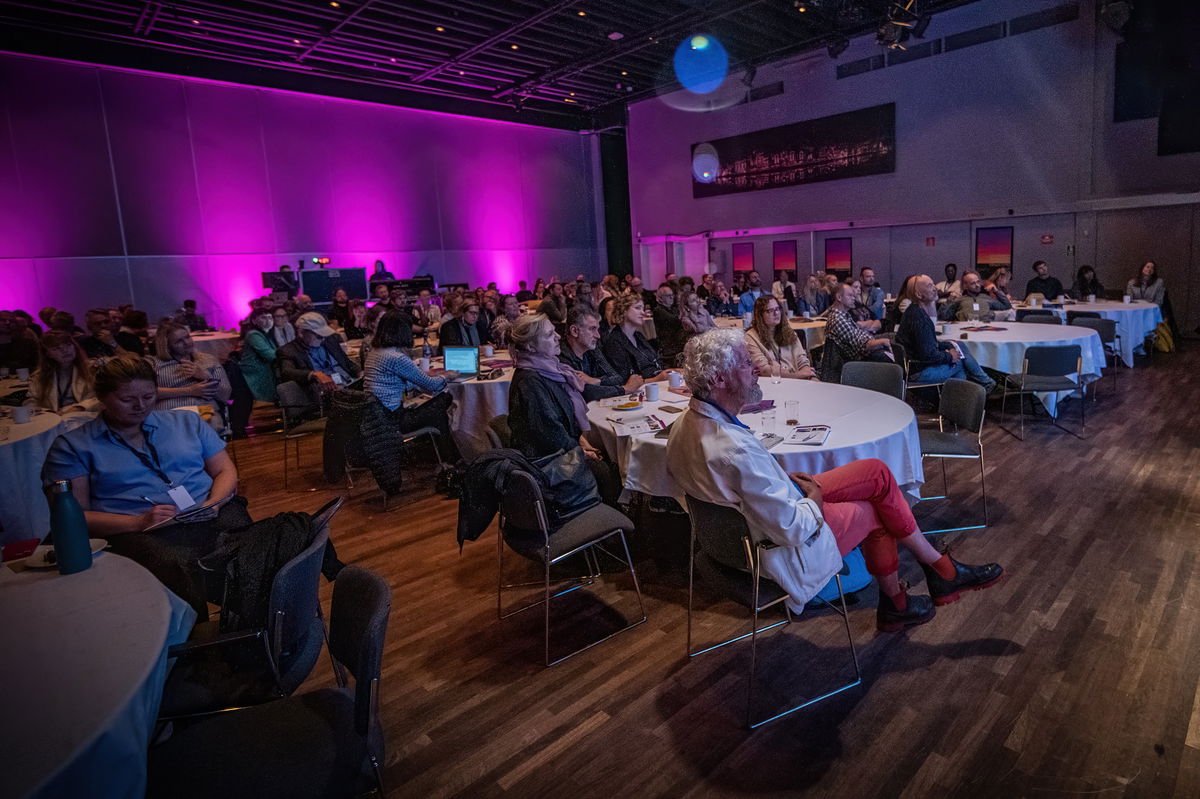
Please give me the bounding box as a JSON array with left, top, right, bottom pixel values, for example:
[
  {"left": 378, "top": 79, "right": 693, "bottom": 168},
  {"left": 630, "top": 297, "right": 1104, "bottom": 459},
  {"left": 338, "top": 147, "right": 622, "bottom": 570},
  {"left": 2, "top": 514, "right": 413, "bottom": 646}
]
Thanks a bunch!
[{"left": 0, "top": 53, "right": 603, "bottom": 327}]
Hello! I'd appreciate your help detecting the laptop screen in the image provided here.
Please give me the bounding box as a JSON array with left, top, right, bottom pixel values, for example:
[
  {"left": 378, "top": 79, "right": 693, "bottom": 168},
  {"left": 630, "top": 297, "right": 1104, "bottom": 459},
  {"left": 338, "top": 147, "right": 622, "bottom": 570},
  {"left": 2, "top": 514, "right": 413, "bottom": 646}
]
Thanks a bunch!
[{"left": 443, "top": 347, "right": 479, "bottom": 374}]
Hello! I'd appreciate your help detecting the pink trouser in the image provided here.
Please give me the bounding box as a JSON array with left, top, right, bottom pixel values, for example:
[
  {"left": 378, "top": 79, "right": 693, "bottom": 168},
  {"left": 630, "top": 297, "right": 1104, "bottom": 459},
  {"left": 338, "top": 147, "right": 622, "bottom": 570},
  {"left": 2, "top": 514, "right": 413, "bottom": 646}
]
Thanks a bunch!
[{"left": 813, "top": 458, "right": 918, "bottom": 577}]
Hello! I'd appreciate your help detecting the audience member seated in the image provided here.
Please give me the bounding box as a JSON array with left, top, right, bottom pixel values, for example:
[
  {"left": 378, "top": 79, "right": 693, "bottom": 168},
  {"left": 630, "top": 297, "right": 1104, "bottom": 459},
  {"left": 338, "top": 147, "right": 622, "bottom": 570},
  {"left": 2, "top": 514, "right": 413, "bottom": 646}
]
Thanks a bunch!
[
  {"left": 771, "top": 270, "right": 796, "bottom": 307},
  {"left": 13, "top": 309, "right": 41, "bottom": 340},
  {"left": 736, "top": 271, "right": 767, "bottom": 316},
  {"left": 532, "top": 278, "right": 547, "bottom": 299},
  {"left": 860, "top": 267, "right": 886, "bottom": 321},
  {"left": 269, "top": 306, "right": 296, "bottom": 348},
  {"left": 278, "top": 312, "right": 361, "bottom": 414},
  {"left": 490, "top": 295, "right": 523, "bottom": 349},
  {"left": 115, "top": 309, "right": 149, "bottom": 356},
  {"left": 602, "top": 293, "right": 666, "bottom": 383},
  {"left": 935, "top": 263, "right": 962, "bottom": 300},
  {"left": 363, "top": 310, "right": 453, "bottom": 442},
  {"left": 293, "top": 294, "right": 317, "bottom": 318},
  {"left": 42, "top": 355, "right": 250, "bottom": 615},
  {"left": 477, "top": 293, "right": 499, "bottom": 343},
  {"left": 1024, "top": 260, "right": 1065, "bottom": 301},
  {"left": 983, "top": 266, "right": 1014, "bottom": 307},
  {"left": 845, "top": 278, "right": 882, "bottom": 330},
  {"left": 537, "top": 282, "right": 568, "bottom": 324},
  {"left": 371, "top": 282, "right": 392, "bottom": 306},
  {"left": 1070, "top": 265, "right": 1105, "bottom": 301},
  {"left": 515, "top": 280, "right": 536, "bottom": 302},
  {"left": 705, "top": 282, "right": 738, "bottom": 317},
  {"left": 0, "top": 310, "right": 39, "bottom": 371},
  {"left": 945, "top": 270, "right": 1011, "bottom": 322},
  {"left": 665, "top": 329, "right": 1004, "bottom": 628},
  {"left": 822, "top": 280, "right": 894, "bottom": 381},
  {"left": 560, "top": 306, "right": 642, "bottom": 402},
  {"left": 150, "top": 321, "right": 233, "bottom": 433},
  {"left": 887, "top": 275, "right": 917, "bottom": 331},
  {"left": 745, "top": 295, "right": 817, "bottom": 380},
  {"left": 240, "top": 309, "right": 279, "bottom": 403},
  {"left": 411, "top": 289, "right": 441, "bottom": 337},
  {"left": 898, "top": 275, "right": 997, "bottom": 392},
  {"left": 507, "top": 313, "right": 619, "bottom": 504},
  {"left": 1127, "top": 260, "right": 1165, "bottom": 306},
  {"left": 652, "top": 282, "right": 686, "bottom": 367},
  {"left": 369, "top": 259, "right": 395, "bottom": 282},
  {"left": 174, "top": 299, "right": 209, "bottom": 332},
  {"left": 679, "top": 289, "right": 716, "bottom": 335},
  {"left": 79, "top": 308, "right": 126, "bottom": 359},
  {"left": 438, "top": 299, "right": 484, "bottom": 352},
  {"left": 798, "top": 274, "right": 829, "bottom": 316},
  {"left": 328, "top": 288, "right": 352, "bottom": 329},
  {"left": 25, "top": 330, "right": 100, "bottom": 412},
  {"left": 342, "top": 299, "right": 370, "bottom": 340},
  {"left": 49, "top": 309, "right": 83, "bottom": 336}
]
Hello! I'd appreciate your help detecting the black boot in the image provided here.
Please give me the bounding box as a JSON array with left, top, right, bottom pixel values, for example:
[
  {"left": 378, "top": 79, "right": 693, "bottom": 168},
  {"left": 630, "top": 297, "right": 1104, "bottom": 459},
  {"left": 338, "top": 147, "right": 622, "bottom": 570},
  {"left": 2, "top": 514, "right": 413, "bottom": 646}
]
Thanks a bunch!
[
  {"left": 876, "top": 588, "right": 935, "bottom": 632},
  {"left": 921, "top": 557, "right": 1004, "bottom": 606}
]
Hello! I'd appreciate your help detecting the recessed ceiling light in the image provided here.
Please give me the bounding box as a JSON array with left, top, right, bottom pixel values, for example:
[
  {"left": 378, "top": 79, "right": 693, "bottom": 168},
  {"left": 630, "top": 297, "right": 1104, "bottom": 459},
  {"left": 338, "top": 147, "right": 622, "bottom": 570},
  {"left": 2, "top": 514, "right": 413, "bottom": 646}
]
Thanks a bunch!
[
  {"left": 510, "top": 44, "right": 519, "bottom": 50},
  {"left": 607, "top": 32, "right": 624, "bottom": 41},
  {"left": 191, "top": 19, "right": 200, "bottom": 24},
  {"left": 436, "top": 26, "right": 445, "bottom": 32},
  {"left": 330, "top": 1, "right": 340, "bottom": 7},
  {"left": 577, "top": 10, "right": 586, "bottom": 16},
  {"left": 620, "top": 70, "right": 628, "bottom": 76},
  {"left": 293, "top": 39, "right": 301, "bottom": 44},
  {"left": 569, "top": 92, "right": 575, "bottom": 96},
  {"left": 390, "top": 57, "right": 397, "bottom": 62},
  {"left": 564, "top": 98, "right": 576, "bottom": 103},
  {"left": 458, "top": 70, "right": 465, "bottom": 75}
]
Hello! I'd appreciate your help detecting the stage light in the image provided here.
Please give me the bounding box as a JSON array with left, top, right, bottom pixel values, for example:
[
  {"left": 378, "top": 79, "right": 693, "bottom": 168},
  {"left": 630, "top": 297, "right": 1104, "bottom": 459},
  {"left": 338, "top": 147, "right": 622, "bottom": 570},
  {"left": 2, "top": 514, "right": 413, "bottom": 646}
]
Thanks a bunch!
[
  {"left": 692, "top": 144, "right": 719, "bottom": 183},
  {"left": 674, "top": 33, "right": 728, "bottom": 94},
  {"left": 690, "top": 35, "right": 709, "bottom": 50}
]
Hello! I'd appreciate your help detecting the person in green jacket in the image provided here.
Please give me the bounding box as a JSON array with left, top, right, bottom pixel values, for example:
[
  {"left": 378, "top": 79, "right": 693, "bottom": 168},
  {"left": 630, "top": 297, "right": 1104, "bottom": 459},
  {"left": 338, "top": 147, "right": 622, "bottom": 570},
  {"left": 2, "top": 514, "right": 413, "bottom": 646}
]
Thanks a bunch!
[{"left": 240, "top": 309, "right": 278, "bottom": 402}]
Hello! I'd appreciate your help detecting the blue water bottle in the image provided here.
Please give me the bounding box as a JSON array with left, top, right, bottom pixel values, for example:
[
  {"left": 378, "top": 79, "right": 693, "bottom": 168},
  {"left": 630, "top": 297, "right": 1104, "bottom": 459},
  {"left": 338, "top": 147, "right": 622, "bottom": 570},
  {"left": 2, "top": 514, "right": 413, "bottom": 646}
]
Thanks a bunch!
[{"left": 50, "top": 480, "right": 92, "bottom": 575}]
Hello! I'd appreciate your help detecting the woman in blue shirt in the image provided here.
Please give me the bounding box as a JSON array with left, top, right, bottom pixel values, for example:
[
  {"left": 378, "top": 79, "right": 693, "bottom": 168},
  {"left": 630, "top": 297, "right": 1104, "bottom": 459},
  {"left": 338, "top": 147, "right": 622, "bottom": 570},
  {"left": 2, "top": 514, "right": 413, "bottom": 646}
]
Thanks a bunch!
[
  {"left": 42, "top": 355, "right": 250, "bottom": 614},
  {"left": 363, "top": 310, "right": 453, "bottom": 441}
]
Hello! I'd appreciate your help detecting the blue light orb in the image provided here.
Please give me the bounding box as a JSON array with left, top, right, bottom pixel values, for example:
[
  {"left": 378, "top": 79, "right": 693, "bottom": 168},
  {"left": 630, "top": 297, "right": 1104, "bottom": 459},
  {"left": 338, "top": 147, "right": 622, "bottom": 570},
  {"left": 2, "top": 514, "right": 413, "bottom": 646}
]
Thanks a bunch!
[
  {"left": 674, "top": 34, "right": 728, "bottom": 95},
  {"left": 692, "top": 144, "right": 719, "bottom": 183}
]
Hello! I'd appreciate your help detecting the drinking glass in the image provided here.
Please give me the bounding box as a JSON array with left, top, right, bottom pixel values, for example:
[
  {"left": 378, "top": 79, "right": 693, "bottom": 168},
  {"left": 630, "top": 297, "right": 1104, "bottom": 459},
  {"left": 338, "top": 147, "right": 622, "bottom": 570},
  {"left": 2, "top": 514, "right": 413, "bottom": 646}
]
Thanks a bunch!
[
  {"left": 761, "top": 408, "right": 776, "bottom": 436},
  {"left": 771, "top": 363, "right": 782, "bottom": 384},
  {"left": 785, "top": 400, "right": 800, "bottom": 427}
]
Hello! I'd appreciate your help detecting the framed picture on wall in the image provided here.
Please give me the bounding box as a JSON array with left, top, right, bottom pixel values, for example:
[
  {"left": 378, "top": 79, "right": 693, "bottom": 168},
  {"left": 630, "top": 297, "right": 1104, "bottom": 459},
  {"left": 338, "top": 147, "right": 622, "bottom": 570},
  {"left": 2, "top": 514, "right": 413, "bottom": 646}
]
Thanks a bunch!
[
  {"left": 772, "top": 240, "right": 798, "bottom": 278},
  {"left": 824, "top": 237, "right": 852, "bottom": 276},
  {"left": 732, "top": 242, "right": 755, "bottom": 272},
  {"left": 975, "top": 226, "right": 1013, "bottom": 278}
]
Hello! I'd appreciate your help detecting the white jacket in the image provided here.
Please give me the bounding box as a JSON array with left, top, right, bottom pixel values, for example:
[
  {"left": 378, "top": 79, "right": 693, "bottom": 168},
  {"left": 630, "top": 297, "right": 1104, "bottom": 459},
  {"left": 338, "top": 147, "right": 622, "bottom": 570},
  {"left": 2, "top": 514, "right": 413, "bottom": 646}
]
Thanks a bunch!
[{"left": 666, "top": 398, "right": 842, "bottom": 608}]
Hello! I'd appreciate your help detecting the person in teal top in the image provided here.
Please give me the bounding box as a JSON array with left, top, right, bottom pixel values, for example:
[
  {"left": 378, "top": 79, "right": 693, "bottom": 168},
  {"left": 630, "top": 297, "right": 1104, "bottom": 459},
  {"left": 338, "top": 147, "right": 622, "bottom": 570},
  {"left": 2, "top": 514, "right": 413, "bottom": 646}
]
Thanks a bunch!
[{"left": 240, "top": 309, "right": 278, "bottom": 402}]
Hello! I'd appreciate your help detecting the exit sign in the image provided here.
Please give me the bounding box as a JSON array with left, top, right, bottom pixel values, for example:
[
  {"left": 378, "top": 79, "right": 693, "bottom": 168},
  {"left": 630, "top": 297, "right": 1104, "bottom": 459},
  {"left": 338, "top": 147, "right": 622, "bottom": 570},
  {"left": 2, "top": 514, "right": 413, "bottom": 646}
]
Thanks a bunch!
[{"left": 925, "top": 237, "right": 936, "bottom": 247}]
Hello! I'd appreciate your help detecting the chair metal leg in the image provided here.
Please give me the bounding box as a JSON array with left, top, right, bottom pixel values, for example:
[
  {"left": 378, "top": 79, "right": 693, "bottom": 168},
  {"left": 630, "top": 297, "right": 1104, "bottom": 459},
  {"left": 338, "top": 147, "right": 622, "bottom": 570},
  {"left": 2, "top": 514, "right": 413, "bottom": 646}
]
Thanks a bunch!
[{"left": 919, "top": 453, "right": 988, "bottom": 535}]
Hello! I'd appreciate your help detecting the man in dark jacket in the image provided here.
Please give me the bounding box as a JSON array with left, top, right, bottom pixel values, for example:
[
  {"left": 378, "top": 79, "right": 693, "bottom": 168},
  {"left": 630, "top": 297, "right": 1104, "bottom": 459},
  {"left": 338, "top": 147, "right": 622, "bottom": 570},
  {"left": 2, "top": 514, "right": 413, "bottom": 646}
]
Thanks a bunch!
[
  {"left": 1024, "top": 260, "right": 1065, "bottom": 301},
  {"left": 278, "top": 312, "right": 361, "bottom": 413},
  {"left": 438, "top": 301, "right": 483, "bottom": 353},
  {"left": 559, "top": 306, "right": 642, "bottom": 402}
]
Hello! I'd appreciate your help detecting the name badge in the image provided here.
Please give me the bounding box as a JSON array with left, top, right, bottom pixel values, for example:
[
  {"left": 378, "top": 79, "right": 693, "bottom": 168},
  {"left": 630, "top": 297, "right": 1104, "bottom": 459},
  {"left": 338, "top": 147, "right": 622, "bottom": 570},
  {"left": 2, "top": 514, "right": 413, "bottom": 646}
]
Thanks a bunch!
[
  {"left": 972, "top": 302, "right": 981, "bottom": 311},
  {"left": 167, "top": 485, "right": 198, "bottom": 510}
]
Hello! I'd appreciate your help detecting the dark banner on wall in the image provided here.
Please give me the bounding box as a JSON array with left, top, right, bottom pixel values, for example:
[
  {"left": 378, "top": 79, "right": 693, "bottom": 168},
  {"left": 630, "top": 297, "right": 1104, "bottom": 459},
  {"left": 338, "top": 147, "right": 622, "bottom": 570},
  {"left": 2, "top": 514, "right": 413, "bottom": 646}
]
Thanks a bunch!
[{"left": 691, "top": 103, "right": 896, "bottom": 198}]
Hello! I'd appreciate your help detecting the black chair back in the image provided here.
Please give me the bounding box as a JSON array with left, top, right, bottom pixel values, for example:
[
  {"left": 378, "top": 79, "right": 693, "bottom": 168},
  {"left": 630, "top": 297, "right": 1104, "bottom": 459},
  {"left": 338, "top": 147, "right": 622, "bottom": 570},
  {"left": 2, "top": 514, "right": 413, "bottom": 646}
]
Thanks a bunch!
[
  {"left": 268, "top": 520, "right": 331, "bottom": 691},
  {"left": 1021, "top": 314, "right": 1062, "bottom": 325},
  {"left": 499, "top": 469, "right": 550, "bottom": 534},
  {"left": 1025, "top": 344, "right": 1081, "bottom": 377},
  {"left": 487, "top": 414, "right": 513, "bottom": 448},
  {"left": 939, "top": 378, "right": 986, "bottom": 434},
  {"left": 840, "top": 361, "right": 905, "bottom": 399},
  {"left": 1065, "top": 310, "right": 1101, "bottom": 323},
  {"left": 1071, "top": 317, "right": 1117, "bottom": 345},
  {"left": 685, "top": 495, "right": 753, "bottom": 572},
  {"left": 276, "top": 381, "right": 311, "bottom": 428},
  {"left": 328, "top": 566, "right": 392, "bottom": 748}
]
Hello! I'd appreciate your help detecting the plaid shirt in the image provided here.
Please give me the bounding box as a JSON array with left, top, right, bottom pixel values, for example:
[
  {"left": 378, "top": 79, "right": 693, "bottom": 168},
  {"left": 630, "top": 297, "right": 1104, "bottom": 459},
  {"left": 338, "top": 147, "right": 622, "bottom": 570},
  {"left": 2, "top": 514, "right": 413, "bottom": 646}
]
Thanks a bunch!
[{"left": 825, "top": 307, "right": 871, "bottom": 361}]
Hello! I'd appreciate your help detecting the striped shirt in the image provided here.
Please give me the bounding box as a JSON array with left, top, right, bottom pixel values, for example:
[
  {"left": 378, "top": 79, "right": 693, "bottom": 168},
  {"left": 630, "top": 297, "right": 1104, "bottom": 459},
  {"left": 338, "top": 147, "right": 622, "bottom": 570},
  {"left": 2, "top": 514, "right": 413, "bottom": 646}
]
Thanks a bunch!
[
  {"left": 149, "top": 353, "right": 232, "bottom": 411},
  {"left": 364, "top": 347, "right": 447, "bottom": 412}
]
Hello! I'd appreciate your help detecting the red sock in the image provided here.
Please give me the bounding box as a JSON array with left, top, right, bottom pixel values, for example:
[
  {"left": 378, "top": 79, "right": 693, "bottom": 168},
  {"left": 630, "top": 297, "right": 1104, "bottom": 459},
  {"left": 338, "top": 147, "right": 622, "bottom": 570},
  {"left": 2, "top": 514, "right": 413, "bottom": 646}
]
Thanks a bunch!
[
  {"left": 932, "top": 554, "right": 956, "bottom": 580},
  {"left": 887, "top": 589, "right": 908, "bottom": 611}
]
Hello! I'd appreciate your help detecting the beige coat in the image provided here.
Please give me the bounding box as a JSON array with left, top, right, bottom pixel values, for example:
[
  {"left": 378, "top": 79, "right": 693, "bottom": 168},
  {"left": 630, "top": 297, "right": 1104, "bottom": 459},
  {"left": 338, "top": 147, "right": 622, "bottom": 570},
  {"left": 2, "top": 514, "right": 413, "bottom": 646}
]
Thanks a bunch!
[{"left": 745, "top": 327, "right": 813, "bottom": 377}]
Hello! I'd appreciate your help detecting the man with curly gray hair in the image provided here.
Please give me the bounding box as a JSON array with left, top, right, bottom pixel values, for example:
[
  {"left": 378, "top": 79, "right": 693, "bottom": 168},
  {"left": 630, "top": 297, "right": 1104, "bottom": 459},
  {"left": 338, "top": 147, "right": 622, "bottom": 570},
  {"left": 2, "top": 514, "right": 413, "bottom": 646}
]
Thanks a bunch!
[{"left": 666, "top": 330, "right": 1003, "bottom": 629}]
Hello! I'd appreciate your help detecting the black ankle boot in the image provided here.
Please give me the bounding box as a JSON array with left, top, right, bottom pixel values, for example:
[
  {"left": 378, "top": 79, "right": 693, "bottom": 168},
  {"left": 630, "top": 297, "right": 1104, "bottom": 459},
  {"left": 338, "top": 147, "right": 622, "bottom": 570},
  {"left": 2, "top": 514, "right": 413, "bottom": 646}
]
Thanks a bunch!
[
  {"left": 921, "top": 557, "right": 1004, "bottom": 606},
  {"left": 876, "top": 590, "right": 935, "bottom": 632}
]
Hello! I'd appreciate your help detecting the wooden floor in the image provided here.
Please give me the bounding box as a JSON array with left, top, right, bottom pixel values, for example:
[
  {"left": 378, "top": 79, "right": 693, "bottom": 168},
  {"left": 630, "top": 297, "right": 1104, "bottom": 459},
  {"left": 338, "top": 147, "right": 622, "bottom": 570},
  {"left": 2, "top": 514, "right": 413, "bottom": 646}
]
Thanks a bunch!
[{"left": 234, "top": 343, "right": 1200, "bottom": 798}]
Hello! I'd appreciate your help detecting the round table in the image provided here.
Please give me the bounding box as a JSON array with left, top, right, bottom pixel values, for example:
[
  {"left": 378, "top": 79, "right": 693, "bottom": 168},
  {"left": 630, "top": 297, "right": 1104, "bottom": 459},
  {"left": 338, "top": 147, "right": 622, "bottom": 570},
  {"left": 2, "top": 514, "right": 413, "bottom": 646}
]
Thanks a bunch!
[
  {"left": 713, "top": 315, "right": 828, "bottom": 351},
  {"left": 443, "top": 350, "right": 514, "bottom": 459},
  {"left": 189, "top": 331, "right": 239, "bottom": 362},
  {"left": 937, "top": 321, "right": 1105, "bottom": 415},
  {"left": 0, "top": 410, "right": 69, "bottom": 544},
  {"left": 0, "top": 553, "right": 196, "bottom": 799},
  {"left": 587, "top": 379, "right": 924, "bottom": 502},
  {"left": 1014, "top": 300, "right": 1161, "bottom": 367}
]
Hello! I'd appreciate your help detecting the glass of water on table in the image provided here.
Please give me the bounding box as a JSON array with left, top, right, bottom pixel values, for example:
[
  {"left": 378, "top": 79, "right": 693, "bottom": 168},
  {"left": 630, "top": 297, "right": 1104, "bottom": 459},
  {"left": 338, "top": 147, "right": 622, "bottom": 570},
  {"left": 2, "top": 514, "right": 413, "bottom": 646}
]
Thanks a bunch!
[{"left": 784, "top": 400, "right": 800, "bottom": 428}]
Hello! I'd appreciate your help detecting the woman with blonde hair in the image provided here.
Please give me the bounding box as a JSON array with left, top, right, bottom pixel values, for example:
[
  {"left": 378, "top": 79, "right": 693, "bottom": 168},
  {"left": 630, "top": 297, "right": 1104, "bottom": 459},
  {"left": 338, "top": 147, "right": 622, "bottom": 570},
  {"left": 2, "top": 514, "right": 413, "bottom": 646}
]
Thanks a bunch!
[
  {"left": 678, "top": 289, "right": 716, "bottom": 335},
  {"left": 745, "top": 295, "right": 817, "bottom": 380},
  {"left": 601, "top": 292, "right": 664, "bottom": 383},
  {"left": 26, "top": 330, "right": 100, "bottom": 412}
]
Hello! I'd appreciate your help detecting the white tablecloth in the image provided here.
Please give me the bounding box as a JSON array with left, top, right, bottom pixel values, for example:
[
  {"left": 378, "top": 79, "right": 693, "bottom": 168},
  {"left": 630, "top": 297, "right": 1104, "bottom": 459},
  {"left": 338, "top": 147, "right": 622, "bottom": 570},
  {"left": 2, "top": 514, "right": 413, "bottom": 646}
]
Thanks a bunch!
[
  {"left": 0, "top": 553, "right": 196, "bottom": 799},
  {"left": 713, "top": 316, "right": 828, "bottom": 351},
  {"left": 586, "top": 380, "right": 924, "bottom": 502},
  {"left": 445, "top": 352, "right": 514, "bottom": 459},
  {"left": 1015, "top": 301, "right": 1162, "bottom": 367},
  {"left": 189, "top": 331, "right": 238, "bottom": 362},
  {"left": 0, "top": 410, "right": 67, "bottom": 544},
  {"left": 939, "top": 321, "right": 1105, "bottom": 415}
]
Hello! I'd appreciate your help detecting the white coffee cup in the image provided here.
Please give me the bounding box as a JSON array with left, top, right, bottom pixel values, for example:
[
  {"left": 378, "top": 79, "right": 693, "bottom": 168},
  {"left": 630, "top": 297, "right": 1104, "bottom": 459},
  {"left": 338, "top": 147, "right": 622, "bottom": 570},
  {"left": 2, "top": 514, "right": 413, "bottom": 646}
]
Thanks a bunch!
[
  {"left": 12, "top": 405, "right": 32, "bottom": 424},
  {"left": 645, "top": 383, "right": 660, "bottom": 402},
  {"left": 885, "top": 294, "right": 894, "bottom": 301},
  {"left": 483, "top": 345, "right": 494, "bottom": 357},
  {"left": 419, "top": 356, "right": 431, "bottom": 371},
  {"left": 668, "top": 371, "right": 683, "bottom": 388},
  {"left": 1030, "top": 297, "right": 1040, "bottom": 308},
  {"left": 16, "top": 368, "right": 29, "bottom": 381},
  {"left": 802, "top": 311, "right": 811, "bottom": 319},
  {"left": 939, "top": 323, "right": 950, "bottom": 336},
  {"left": 1123, "top": 295, "right": 1131, "bottom": 304},
  {"left": 1087, "top": 294, "right": 1096, "bottom": 303},
  {"left": 0, "top": 367, "right": 9, "bottom": 377}
]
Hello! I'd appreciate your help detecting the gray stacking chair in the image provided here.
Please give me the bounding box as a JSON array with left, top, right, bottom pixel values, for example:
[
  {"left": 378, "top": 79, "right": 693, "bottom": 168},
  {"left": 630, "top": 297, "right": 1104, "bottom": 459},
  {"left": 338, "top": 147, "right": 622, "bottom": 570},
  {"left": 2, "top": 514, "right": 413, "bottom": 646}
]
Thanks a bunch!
[
  {"left": 277, "top": 380, "right": 328, "bottom": 492},
  {"left": 918, "top": 379, "right": 988, "bottom": 534},
  {"left": 1000, "top": 344, "right": 1084, "bottom": 440},
  {"left": 684, "top": 496, "right": 861, "bottom": 729},
  {"left": 148, "top": 565, "right": 391, "bottom": 799},
  {"left": 839, "top": 360, "right": 905, "bottom": 400},
  {"left": 1070, "top": 317, "right": 1120, "bottom": 397},
  {"left": 1020, "top": 314, "right": 1062, "bottom": 325},
  {"left": 497, "top": 470, "right": 646, "bottom": 666}
]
